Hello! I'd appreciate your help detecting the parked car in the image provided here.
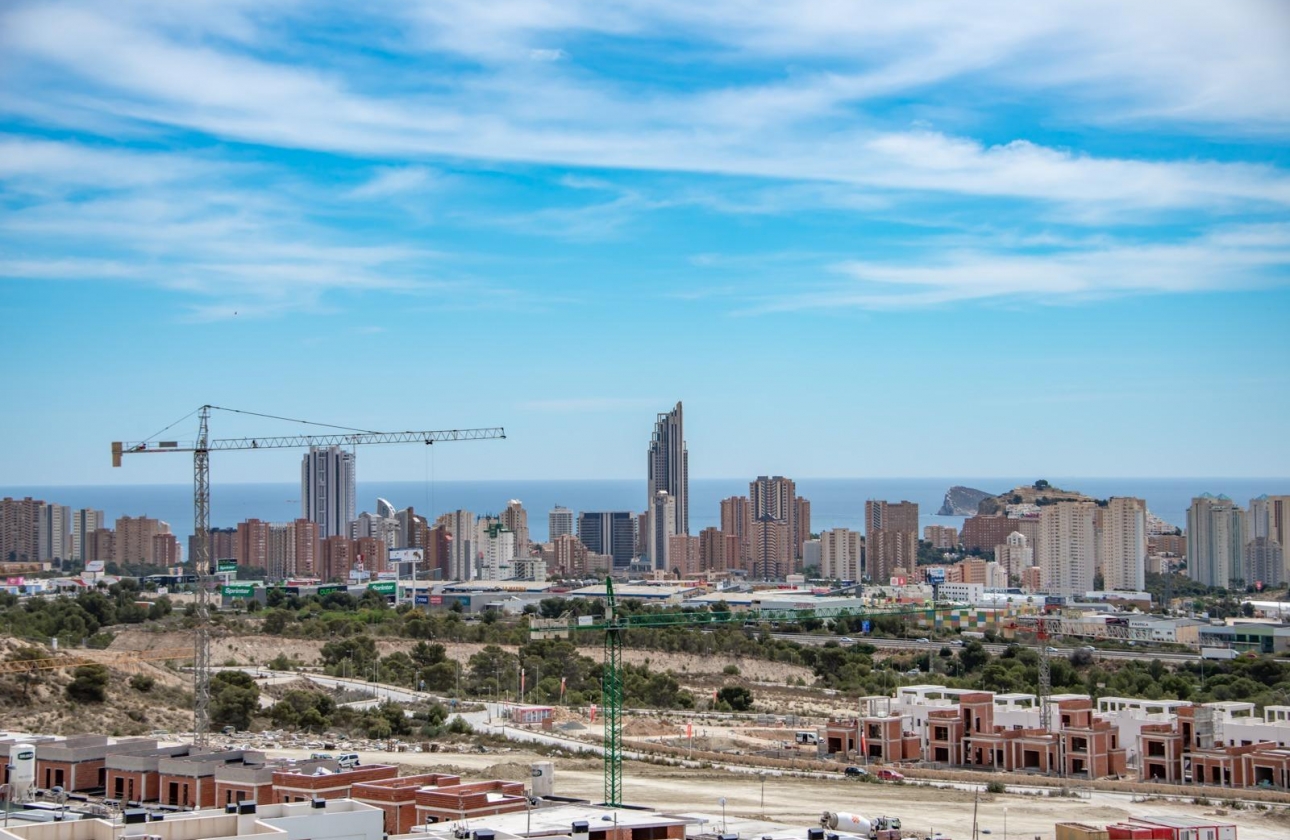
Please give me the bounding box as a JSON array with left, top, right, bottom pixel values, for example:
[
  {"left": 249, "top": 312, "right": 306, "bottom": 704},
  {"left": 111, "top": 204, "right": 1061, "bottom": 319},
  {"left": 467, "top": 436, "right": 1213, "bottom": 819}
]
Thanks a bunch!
[
  {"left": 844, "top": 766, "right": 868, "bottom": 777},
  {"left": 876, "top": 769, "right": 905, "bottom": 781},
  {"left": 915, "top": 638, "right": 930, "bottom": 644},
  {"left": 840, "top": 637, "right": 856, "bottom": 644},
  {"left": 337, "top": 753, "right": 360, "bottom": 769}
]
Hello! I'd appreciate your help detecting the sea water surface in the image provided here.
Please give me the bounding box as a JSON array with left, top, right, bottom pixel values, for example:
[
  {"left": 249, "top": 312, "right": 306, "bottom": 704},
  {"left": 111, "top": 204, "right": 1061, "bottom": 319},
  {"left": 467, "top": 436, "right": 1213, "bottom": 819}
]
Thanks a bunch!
[{"left": 3, "top": 478, "right": 1287, "bottom": 548}]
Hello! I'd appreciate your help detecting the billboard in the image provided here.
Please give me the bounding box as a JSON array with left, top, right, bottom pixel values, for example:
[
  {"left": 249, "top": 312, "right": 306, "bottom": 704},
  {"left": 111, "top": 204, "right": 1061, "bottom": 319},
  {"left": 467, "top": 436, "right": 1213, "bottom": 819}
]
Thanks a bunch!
[
  {"left": 389, "top": 548, "right": 424, "bottom": 565},
  {"left": 367, "top": 580, "right": 397, "bottom": 595},
  {"left": 926, "top": 567, "right": 947, "bottom": 584},
  {"left": 317, "top": 584, "right": 347, "bottom": 596},
  {"left": 222, "top": 583, "right": 256, "bottom": 598},
  {"left": 414, "top": 594, "right": 429, "bottom": 605},
  {"left": 216, "top": 559, "right": 238, "bottom": 573}
]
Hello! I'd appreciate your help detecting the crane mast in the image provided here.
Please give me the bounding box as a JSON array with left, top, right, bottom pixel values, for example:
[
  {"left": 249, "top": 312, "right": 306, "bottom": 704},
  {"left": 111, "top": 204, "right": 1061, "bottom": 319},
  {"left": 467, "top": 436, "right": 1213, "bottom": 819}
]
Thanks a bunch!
[{"left": 113, "top": 405, "right": 504, "bottom": 746}]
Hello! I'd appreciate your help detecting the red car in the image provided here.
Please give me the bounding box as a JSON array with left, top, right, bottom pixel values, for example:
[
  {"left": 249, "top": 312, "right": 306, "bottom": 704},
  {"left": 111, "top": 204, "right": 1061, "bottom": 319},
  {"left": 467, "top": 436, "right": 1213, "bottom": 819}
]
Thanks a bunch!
[{"left": 876, "top": 769, "right": 905, "bottom": 781}]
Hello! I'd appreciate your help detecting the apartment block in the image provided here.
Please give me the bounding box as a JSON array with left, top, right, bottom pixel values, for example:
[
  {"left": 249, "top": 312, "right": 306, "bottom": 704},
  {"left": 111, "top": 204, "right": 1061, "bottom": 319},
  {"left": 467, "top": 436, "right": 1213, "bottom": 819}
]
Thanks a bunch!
[
  {"left": 923, "top": 525, "right": 959, "bottom": 550},
  {"left": 272, "top": 763, "right": 398, "bottom": 803},
  {"left": 818, "top": 528, "right": 862, "bottom": 581},
  {"left": 350, "top": 773, "right": 461, "bottom": 834},
  {"left": 1039, "top": 501, "right": 1096, "bottom": 597},
  {"left": 667, "top": 533, "right": 700, "bottom": 577},
  {"left": 114, "top": 516, "right": 173, "bottom": 565},
  {"left": 1100, "top": 497, "right": 1147, "bottom": 592},
  {"left": 1187, "top": 494, "right": 1246, "bottom": 588},
  {"left": 719, "top": 495, "right": 752, "bottom": 570},
  {"left": 865, "top": 500, "right": 918, "bottom": 584},
  {"left": 1, "top": 497, "right": 44, "bottom": 563}
]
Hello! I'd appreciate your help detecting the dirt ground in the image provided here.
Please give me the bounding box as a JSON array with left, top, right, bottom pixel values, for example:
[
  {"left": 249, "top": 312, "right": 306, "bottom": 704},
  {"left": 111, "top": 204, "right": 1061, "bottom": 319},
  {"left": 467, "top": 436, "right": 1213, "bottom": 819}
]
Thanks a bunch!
[
  {"left": 266, "top": 745, "right": 1290, "bottom": 840},
  {"left": 106, "top": 629, "right": 816, "bottom": 684}
]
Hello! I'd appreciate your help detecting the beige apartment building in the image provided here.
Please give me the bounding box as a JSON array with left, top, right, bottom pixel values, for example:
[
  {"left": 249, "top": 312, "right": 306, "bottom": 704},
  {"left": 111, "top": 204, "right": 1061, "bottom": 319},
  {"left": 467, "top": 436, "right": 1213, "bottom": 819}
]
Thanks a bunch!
[
  {"left": 1100, "top": 497, "right": 1147, "bottom": 592},
  {"left": 1039, "top": 501, "right": 1096, "bottom": 597},
  {"left": 866, "top": 499, "right": 918, "bottom": 583}
]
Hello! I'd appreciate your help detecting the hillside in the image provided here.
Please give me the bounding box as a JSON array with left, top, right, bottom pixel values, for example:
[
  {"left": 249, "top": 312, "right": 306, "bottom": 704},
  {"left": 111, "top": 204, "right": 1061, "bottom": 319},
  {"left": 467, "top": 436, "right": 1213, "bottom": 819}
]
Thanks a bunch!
[
  {"left": 977, "top": 480, "right": 1092, "bottom": 514},
  {"left": 937, "top": 485, "right": 995, "bottom": 516}
]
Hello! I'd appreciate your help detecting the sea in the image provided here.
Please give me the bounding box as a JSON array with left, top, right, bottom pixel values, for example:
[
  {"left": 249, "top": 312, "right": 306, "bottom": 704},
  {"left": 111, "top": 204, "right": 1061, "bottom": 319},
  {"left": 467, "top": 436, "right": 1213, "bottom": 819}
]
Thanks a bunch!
[{"left": 2, "top": 478, "right": 1287, "bottom": 549}]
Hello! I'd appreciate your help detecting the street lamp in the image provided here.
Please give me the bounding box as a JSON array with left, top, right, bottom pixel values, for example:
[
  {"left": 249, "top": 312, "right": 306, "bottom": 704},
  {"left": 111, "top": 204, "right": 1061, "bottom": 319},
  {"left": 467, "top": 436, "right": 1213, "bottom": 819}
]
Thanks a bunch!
[
  {"left": 1003, "top": 806, "right": 1007, "bottom": 840},
  {"left": 718, "top": 797, "right": 727, "bottom": 834}
]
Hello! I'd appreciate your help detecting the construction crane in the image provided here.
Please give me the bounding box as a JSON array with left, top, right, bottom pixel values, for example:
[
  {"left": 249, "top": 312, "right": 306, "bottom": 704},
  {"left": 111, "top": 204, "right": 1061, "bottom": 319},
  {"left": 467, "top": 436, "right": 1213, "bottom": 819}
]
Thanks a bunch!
[
  {"left": 0, "top": 647, "right": 193, "bottom": 675},
  {"left": 530, "top": 578, "right": 959, "bottom": 806},
  {"left": 113, "top": 405, "right": 505, "bottom": 746}
]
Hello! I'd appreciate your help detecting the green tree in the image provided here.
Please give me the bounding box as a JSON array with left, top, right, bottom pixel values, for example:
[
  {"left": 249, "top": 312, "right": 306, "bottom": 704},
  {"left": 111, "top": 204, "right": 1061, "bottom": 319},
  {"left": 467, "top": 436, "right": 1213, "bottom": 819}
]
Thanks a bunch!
[
  {"left": 67, "top": 664, "right": 110, "bottom": 703},
  {"left": 717, "top": 685, "right": 754, "bottom": 711},
  {"left": 210, "top": 671, "right": 260, "bottom": 731}
]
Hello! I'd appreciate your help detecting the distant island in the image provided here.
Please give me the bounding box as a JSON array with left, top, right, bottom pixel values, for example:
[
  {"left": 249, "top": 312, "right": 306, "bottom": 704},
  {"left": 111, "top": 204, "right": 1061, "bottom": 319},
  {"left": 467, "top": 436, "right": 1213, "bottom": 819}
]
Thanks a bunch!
[{"left": 937, "top": 485, "right": 994, "bottom": 516}]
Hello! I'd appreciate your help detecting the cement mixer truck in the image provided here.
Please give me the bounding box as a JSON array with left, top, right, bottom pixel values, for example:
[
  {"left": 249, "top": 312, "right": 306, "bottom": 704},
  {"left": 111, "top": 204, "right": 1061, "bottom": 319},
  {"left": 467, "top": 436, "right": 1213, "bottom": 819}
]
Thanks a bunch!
[{"left": 820, "top": 812, "right": 901, "bottom": 840}]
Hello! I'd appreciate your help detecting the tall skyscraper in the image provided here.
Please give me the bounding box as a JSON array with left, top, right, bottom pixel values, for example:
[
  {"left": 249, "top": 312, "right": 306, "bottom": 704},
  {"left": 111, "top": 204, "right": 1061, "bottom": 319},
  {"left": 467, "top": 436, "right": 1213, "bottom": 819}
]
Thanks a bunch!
[
  {"left": 235, "top": 519, "right": 271, "bottom": 570},
  {"left": 795, "top": 497, "right": 812, "bottom": 560},
  {"left": 648, "top": 491, "right": 677, "bottom": 570},
  {"left": 301, "top": 445, "right": 356, "bottom": 539},
  {"left": 1099, "top": 497, "right": 1147, "bottom": 592},
  {"left": 865, "top": 499, "right": 918, "bottom": 583},
  {"left": 577, "top": 511, "right": 636, "bottom": 569},
  {"left": 1038, "top": 501, "right": 1096, "bottom": 597},
  {"left": 549, "top": 506, "right": 574, "bottom": 541},
  {"left": 38, "top": 503, "right": 71, "bottom": 563},
  {"left": 647, "top": 402, "right": 689, "bottom": 537},
  {"left": 751, "top": 518, "right": 791, "bottom": 579},
  {"left": 479, "top": 522, "right": 515, "bottom": 581},
  {"left": 1245, "top": 538, "right": 1284, "bottom": 589},
  {"left": 501, "top": 500, "right": 530, "bottom": 557},
  {"left": 71, "top": 508, "right": 104, "bottom": 564},
  {"left": 1187, "top": 494, "right": 1246, "bottom": 588}
]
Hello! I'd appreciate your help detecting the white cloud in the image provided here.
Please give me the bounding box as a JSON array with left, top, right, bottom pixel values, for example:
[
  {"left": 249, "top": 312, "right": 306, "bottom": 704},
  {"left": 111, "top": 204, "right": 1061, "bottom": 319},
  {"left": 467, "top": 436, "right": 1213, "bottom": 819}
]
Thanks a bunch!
[
  {"left": 740, "top": 224, "right": 1290, "bottom": 311},
  {"left": 1, "top": 2, "right": 1288, "bottom": 219},
  {"left": 528, "top": 48, "right": 567, "bottom": 62},
  {"left": 348, "top": 166, "right": 437, "bottom": 199}
]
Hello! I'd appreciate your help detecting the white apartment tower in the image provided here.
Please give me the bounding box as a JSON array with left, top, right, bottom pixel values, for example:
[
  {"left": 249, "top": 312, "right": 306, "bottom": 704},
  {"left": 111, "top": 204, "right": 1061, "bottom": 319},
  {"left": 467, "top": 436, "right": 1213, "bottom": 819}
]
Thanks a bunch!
[
  {"left": 549, "top": 506, "right": 574, "bottom": 540},
  {"left": 71, "top": 508, "right": 104, "bottom": 563},
  {"left": 648, "top": 491, "right": 677, "bottom": 571},
  {"left": 818, "top": 528, "right": 862, "bottom": 581},
  {"left": 501, "top": 500, "right": 530, "bottom": 557},
  {"left": 1100, "top": 497, "right": 1147, "bottom": 592},
  {"left": 479, "top": 523, "right": 515, "bottom": 581},
  {"left": 995, "top": 531, "right": 1034, "bottom": 581},
  {"left": 38, "top": 503, "right": 72, "bottom": 563},
  {"left": 1187, "top": 494, "right": 1246, "bottom": 588},
  {"left": 1039, "top": 501, "right": 1096, "bottom": 598},
  {"left": 301, "top": 445, "right": 356, "bottom": 539},
  {"left": 647, "top": 402, "right": 689, "bottom": 537}
]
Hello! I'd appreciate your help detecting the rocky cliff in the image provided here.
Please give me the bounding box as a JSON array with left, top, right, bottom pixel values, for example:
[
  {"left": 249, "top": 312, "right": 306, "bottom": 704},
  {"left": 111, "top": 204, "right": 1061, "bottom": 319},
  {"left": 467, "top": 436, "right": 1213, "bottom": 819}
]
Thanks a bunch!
[{"left": 937, "top": 486, "right": 995, "bottom": 516}]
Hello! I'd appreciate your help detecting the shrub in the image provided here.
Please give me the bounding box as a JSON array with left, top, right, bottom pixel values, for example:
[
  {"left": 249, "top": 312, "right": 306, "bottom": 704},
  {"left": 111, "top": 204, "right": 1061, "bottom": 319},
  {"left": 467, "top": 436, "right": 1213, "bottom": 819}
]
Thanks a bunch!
[
  {"left": 67, "top": 664, "right": 110, "bottom": 703},
  {"left": 129, "top": 674, "right": 155, "bottom": 693},
  {"left": 985, "top": 780, "right": 1006, "bottom": 794},
  {"left": 723, "top": 664, "right": 740, "bottom": 676}
]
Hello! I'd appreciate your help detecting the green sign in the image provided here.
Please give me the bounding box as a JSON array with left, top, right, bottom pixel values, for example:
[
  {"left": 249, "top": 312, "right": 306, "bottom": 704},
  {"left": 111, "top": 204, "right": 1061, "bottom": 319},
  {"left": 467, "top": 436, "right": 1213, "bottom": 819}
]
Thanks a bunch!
[
  {"left": 222, "top": 583, "right": 256, "bottom": 598},
  {"left": 216, "top": 560, "right": 238, "bottom": 573},
  {"left": 368, "top": 581, "right": 397, "bottom": 595},
  {"left": 317, "top": 584, "right": 346, "bottom": 596}
]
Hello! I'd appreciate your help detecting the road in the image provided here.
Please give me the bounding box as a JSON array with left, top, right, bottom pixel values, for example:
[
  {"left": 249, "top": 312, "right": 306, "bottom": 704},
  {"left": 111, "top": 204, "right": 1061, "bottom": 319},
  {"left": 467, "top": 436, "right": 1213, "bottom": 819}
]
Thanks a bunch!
[{"left": 771, "top": 633, "right": 1203, "bottom": 662}]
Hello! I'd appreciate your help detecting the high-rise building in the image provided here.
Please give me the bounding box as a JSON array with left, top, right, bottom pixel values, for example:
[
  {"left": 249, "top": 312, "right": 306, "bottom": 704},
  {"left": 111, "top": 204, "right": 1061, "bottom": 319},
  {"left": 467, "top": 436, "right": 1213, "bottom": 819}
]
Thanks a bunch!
[
  {"left": 191, "top": 527, "right": 238, "bottom": 566},
  {"left": 301, "top": 445, "right": 356, "bottom": 539},
  {"left": 1099, "top": 497, "right": 1147, "bottom": 592},
  {"left": 501, "top": 500, "right": 530, "bottom": 557},
  {"left": 288, "top": 518, "right": 321, "bottom": 578},
  {"left": 1245, "top": 538, "right": 1284, "bottom": 589},
  {"left": 152, "top": 532, "right": 181, "bottom": 566},
  {"left": 1187, "top": 494, "right": 1246, "bottom": 588},
  {"left": 818, "top": 528, "right": 862, "bottom": 581},
  {"left": 751, "top": 518, "right": 791, "bottom": 580},
  {"left": 267, "top": 523, "right": 294, "bottom": 580},
  {"left": 1265, "top": 495, "right": 1290, "bottom": 558},
  {"left": 1038, "top": 501, "right": 1096, "bottom": 598},
  {"left": 321, "top": 536, "right": 353, "bottom": 581},
  {"left": 86, "top": 528, "right": 115, "bottom": 563},
  {"left": 235, "top": 519, "right": 271, "bottom": 570},
  {"left": 748, "top": 477, "right": 794, "bottom": 575},
  {"left": 351, "top": 509, "right": 400, "bottom": 546},
  {"left": 923, "top": 525, "right": 959, "bottom": 550},
  {"left": 480, "top": 522, "right": 515, "bottom": 581},
  {"left": 795, "top": 497, "right": 812, "bottom": 561},
  {"left": 354, "top": 536, "right": 387, "bottom": 574},
  {"left": 865, "top": 500, "right": 918, "bottom": 583},
  {"left": 577, "top": 511, "right": 636, "bottom": 569},
  {"left": 38, "top": 503, "right": 71, "bottom": 564},
  {"left": 549, "top": 506, "right": 574, "bottom": 541},
  {"left": 995, "top": 531, "right": 1033, "bottom": 581},
  {"left": 435, "top": 509, "right": 477, "bottom": 581},
  {"left": 668, "top": 534, "right": 701, "bottom": 577},
  {"left": 71, "top": 508, "right": 104, "bottom": 564},
  {"left": 552, "top": 533, "right": 590, "bottom": 577},
  {"left": 647, "top": 402, "right": 689, "bottom": 537},
  {"left": 1, "top": 497, "right": 43, "bottom": 563},
  {"left": 699, "top": 527, "right": 735, "bottom": 573},
  {"left": 114, "top": 515, "right": 173, "bottom": 566},
  {"left": 720, "top": 496, "right": 753, "bottom": 570},
  {"left": 648, "top": 491, "right": 677, "bottom": 570}
]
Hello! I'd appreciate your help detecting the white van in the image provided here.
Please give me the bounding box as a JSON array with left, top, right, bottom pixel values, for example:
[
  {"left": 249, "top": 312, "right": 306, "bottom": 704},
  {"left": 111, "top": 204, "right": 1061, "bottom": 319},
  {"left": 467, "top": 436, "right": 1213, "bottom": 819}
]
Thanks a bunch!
[{"left": 337, "top": 753, "right": 360, "bottom": 769}]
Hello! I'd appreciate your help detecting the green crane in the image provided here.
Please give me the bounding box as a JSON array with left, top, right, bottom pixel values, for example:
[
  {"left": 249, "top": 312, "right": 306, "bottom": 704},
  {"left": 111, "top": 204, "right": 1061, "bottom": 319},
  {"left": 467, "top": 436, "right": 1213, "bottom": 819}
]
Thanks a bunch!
[{"left": 529, "top": 577, "right": 961, "bottom": 806}]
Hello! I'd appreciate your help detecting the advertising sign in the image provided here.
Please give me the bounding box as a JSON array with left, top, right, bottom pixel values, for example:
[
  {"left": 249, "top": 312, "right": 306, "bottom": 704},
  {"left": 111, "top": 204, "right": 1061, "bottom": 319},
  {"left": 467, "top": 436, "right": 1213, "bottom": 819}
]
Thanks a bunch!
[
  {"left": 216, "top": 559, "right": 238, "bottom": 573},
  {"left": 926, "top": 567, "right": 947, "bottom": 584},
  {"left": 317, "top": 584, "right": 347, "bottom": 596},
  {"left": 367, "top": 580, "right": 397, "bottom": 595},
  {"left": 430, "top": 595, "right": 443, "bottom": 605},
  {"left": 414, "top": 594, "right": 429, "bottom": 605},
  {"left": 222, "top": 583, "right": 256, "bottom": 598}
]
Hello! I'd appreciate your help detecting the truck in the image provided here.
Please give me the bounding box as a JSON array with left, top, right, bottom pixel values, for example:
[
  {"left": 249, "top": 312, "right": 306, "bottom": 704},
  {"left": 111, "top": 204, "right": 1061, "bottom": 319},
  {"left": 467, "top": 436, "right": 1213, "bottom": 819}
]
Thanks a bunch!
[{"left": 1201, "top": 647, "right": 1239, "bottom": 661}]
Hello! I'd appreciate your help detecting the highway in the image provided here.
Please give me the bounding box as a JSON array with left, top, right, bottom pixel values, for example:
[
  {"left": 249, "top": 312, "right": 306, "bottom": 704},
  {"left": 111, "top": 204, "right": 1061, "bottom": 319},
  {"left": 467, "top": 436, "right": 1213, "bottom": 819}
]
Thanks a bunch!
[{"left": 769, "top": 633, "right": 1204, "bottom": 662}]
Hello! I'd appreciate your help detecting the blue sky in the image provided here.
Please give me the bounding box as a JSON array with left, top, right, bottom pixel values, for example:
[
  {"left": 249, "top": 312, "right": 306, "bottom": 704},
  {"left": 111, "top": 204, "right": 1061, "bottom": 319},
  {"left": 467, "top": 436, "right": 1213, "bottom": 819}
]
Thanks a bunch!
[{"left": 2, "top": 1, "right": 1289, "bottom": 484}]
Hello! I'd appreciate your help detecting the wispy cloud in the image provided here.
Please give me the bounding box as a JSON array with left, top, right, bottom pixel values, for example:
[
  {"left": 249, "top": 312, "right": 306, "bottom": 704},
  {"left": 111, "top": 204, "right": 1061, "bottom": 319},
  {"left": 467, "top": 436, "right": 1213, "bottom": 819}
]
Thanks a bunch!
[
  {"left": 349, "top": 166, "right": 438, "bottom": 199},
  {"left": 739, "top": 224, "right": 1290, "bottom": 312}
]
